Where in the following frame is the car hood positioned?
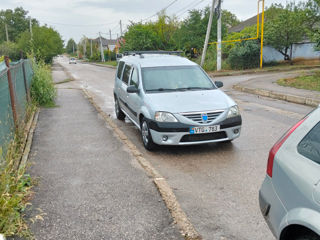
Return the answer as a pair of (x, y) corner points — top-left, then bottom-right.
(145, 89), (235, 113)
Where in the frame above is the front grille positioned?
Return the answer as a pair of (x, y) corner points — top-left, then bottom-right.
(181, 110), (224, 124)
(180, 131), (227, 142)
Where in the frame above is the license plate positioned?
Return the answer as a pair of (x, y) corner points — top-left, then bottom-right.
(190, 125), (220, 134)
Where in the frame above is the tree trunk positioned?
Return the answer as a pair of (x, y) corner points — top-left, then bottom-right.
(289, 43), (293, 65)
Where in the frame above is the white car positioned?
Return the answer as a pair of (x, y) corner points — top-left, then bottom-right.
(69, 58), (76, 64)
(113, 51), (242, 150)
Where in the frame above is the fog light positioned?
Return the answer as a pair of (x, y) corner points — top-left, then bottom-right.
(162, 135), (168, 141)
(233, 129), (239, 134)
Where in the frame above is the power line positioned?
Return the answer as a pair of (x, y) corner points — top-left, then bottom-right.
(40, 20), (119, 27)
(142, 0), (179, 22)
(176, 0), (208, 18)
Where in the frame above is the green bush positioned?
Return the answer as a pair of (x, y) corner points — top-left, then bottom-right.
(30, 60), (56, 106)
(0, 42), (20, 61)
(227, 40), (260, 70)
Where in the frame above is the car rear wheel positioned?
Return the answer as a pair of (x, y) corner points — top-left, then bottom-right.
(141, 118), (156, 151)
(114, 97), (125, 120)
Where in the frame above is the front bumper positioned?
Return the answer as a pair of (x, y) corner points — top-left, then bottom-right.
(148, 116), (242, 145)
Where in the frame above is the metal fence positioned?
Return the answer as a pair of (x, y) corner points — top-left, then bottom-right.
(0, 58), (33, 155)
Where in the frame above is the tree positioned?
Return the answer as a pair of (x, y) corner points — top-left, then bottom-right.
(264, 3), (306, 61)
(222, 10), (240, 28)
(66, 38), (77, 54)
(17, 26), (64, 63)
(121, 23), (162, 51)
(0, 41), (20, 60)
(228, 40), (260, 69)
(0, 7), (38, 43)
(172, 7), (228, 51)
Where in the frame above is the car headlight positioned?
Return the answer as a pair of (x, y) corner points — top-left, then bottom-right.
(154, 112), (178, 122)
(227, 105), (240, 118)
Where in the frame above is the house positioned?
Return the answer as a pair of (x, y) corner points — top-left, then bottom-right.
(228, 14), (320, 62)
(93, 37), (117, 52)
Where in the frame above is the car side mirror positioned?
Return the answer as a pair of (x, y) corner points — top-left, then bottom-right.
(215, 81), (223, 88)
(127, 85), (139, 93)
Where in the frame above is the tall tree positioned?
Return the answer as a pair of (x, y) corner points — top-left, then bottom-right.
(264, 3), (306, 60)
(0, 7), (38, 43)
(66, 38), (77, 54)
(17, 25), (64, 63)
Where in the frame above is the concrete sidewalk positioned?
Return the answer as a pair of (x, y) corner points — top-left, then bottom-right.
(27, 88), (182, 240)
(233, 71), (320, 107)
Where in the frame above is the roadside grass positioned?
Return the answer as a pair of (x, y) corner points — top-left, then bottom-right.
(98, 61), (117, 67)
(0, 117), (34, 239)
(277, 70), (320, 92)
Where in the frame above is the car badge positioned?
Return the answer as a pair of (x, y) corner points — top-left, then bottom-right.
(201, 113), (208, 122)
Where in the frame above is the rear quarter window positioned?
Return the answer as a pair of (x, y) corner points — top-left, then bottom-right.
(122, 65), (132, 85)
(117, 61), (125, 79)
(297, 122), (320, 164)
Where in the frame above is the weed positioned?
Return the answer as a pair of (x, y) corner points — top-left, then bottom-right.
(30, 59), (56, 107)
(0, 132), (34, 239)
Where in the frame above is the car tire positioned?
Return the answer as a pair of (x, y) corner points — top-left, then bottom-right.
(114, 97), (125, 120)
(294, 233), (320, 240)
(141, 118), (156, 151)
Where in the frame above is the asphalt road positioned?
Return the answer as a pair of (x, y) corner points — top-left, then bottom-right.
(56, 56), (313, 240)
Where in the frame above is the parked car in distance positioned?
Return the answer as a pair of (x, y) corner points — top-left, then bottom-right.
(116, 53), (123, 62)
(113, 51), (242, 150)
(259, 106), (320, 240)
(69, 57), (76, 64)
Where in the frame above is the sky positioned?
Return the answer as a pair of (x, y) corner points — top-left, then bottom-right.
(1, 0), (307, 44)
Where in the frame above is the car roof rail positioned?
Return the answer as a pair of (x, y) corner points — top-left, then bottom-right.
(123, 51), (183, 58)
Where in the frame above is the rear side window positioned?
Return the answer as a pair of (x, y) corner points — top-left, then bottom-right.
(297, 122), (320, 164)
(122, 65), (131, 85)
(117, 61), (125, 79)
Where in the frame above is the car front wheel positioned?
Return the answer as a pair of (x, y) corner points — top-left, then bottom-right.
(141, 118), (156, 151)
(114, 97), (125, 120)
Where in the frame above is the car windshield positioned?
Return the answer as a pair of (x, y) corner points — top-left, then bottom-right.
(141, 66), (216, 93)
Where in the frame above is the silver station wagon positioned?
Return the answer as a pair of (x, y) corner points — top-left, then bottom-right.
(113, 51), (242, 150)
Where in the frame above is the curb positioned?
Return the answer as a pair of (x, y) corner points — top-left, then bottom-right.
(233, 84), (320, 107)
(19, 109), (40, 169)
(82, 89), (202, 240)
(81, 61), (117, 69)
(209, 65), (320, 77)
(56, 63), (76, 81)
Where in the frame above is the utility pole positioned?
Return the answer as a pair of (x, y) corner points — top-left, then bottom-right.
(90, 39), (93, 58)
(5, 23), (9, 42)
(217, 0), (222, 71)
(99, 32), (105, 62)
(120, 20), (123, 37)
(109, 29), (112, 40)
(83, 37), (86, 58)
(201, 0), (216, 67)
(260, 0), (265, 69)
(72, 43), (75, 54)
(29, 17), (33, 40)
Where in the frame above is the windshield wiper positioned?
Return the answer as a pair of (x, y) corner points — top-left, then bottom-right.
(176, 87), (213, 91)
(146, 88), (176, 92)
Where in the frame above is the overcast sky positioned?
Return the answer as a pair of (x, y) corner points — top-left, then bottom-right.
(2, 0), (307, 44)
